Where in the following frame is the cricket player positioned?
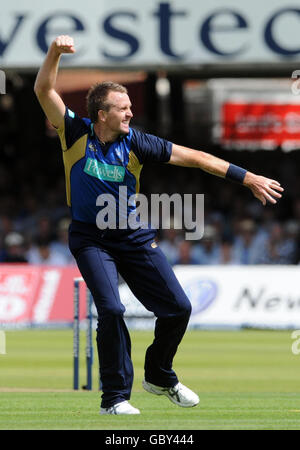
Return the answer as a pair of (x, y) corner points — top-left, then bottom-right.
(34, 36), (283, 415)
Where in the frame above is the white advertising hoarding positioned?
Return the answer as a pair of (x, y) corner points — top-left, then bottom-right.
(1, 0), (300, 68)
(120, 266), (300, 329)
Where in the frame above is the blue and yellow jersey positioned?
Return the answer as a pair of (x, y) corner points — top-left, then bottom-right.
(56, 108), (172, 224)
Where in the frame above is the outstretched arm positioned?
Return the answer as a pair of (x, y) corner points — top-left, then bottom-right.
(168, 144), (283, 206)
(34, 35), (75, 128)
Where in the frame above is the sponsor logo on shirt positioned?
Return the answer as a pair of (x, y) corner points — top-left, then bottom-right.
(67, 109), (75, 118)
(84, 157), (125, 182)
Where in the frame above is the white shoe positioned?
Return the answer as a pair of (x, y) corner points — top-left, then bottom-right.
(142, 380), (199, 408)
(100, 400), (140, 415)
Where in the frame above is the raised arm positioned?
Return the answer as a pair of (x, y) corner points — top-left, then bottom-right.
(168, 144), (284, 206)
(34, 35), (75, 129)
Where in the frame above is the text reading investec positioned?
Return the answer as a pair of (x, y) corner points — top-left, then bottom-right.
(1, 3), (300, 63)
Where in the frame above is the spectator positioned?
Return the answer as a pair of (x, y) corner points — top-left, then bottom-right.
(50, 218), (75, 264)
(34, 216), (56, 242)
(258, 222), (297, 264)
(284, 220), (299, 264)
(0, 216), (13, 236)
(232, 219), (264, 265)
(158, 225), (183, 265)
(218, 237), (238, 265)
(174, 240), (198, 265)
(26, 237), (69, 266)
(1, 232), (28, 263)
(192, 225), (221, 264)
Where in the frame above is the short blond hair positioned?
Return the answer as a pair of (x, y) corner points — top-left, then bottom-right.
(86, 81), (128, 123)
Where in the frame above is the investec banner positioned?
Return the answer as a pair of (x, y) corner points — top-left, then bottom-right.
(120, 266), (300, 329)
(1, 0), (300, 68)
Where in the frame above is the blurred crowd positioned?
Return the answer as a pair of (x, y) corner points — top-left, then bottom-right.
(1, 156), (299, 266)
(0, 216), (75, 265)
(1, 211), (299, 266)
(157, 217), (300, 266)
(0, 76), (300, 266)
(146, 142), (300, 266)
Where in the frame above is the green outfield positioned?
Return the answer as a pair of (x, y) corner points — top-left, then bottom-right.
(0, 328), (299, 430)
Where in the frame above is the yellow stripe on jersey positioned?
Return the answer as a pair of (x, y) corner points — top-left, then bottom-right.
(62, 134), (88, 206)
(56, 124), (67, 151)
(127, 150), (143, 193)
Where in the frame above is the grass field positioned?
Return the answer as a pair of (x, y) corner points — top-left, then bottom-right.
(0, 328), (300, 430)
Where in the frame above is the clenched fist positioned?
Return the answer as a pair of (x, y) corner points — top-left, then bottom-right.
(53, 35), (75, 54)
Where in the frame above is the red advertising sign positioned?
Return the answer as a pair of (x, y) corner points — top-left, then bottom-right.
(0, 265), (86, 326)
(221, 102), (300, 150)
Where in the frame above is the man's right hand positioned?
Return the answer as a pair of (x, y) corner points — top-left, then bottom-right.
(52, 35), (76, 54)
(34, 35), (76, 129)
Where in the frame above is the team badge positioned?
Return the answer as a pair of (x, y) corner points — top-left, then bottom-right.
(88, 142), (97, 152)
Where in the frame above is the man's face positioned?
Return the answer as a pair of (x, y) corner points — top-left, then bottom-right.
(101, 91), (133, 135)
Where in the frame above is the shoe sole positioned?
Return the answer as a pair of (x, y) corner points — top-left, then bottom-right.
(100, 409), (140, 415)
(142, 380), (199, 408)
(100, 411), (140, 415)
